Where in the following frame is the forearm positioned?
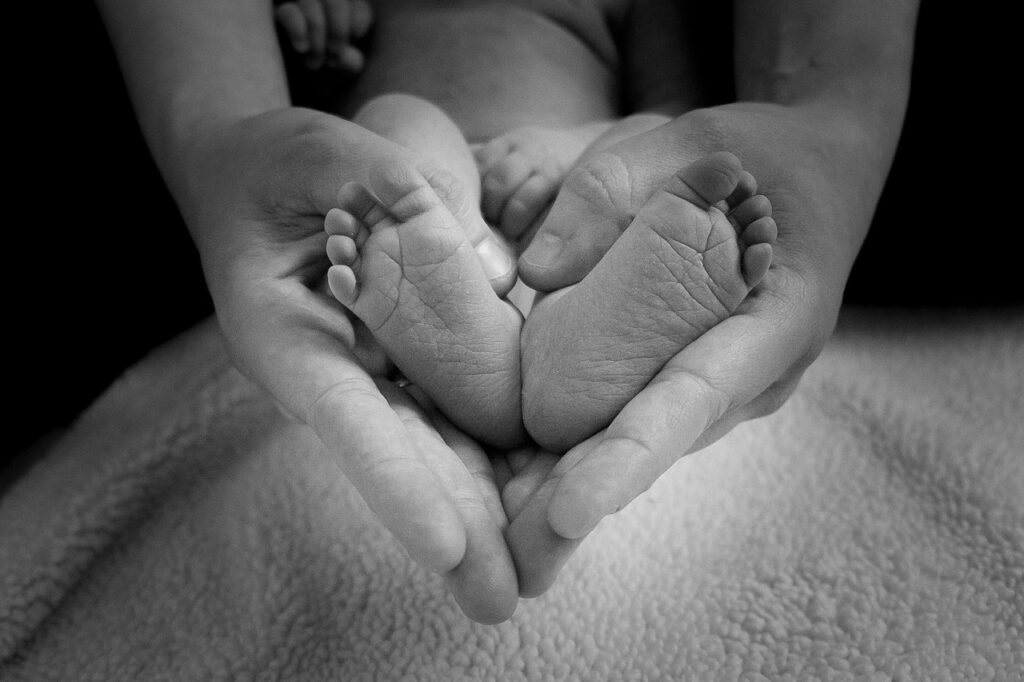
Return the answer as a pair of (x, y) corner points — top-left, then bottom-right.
(661, 0), (921, 276)
(95, 0), (289, 211)
(733, 0), (919, 168)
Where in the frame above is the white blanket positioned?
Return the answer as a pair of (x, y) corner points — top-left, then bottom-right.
(2, 307), (1022, 680)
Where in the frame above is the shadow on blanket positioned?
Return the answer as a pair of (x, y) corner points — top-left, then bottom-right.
(2, 307), (1022, 679)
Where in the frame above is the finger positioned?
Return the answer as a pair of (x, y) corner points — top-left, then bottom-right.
(547, 280), (823, 539)
(478, 228), (518, 298)
(428, 407), (508, 530)
(514, 202), (553, 253)
(387, 388), (519, 623)
(518, 120), (712, 292)
(503, 435), (602, 597)
(297, 0), (327, 67)
(506, 474), (583, 598)
(348, 0), (373, 39)
(688, 369), (804, 453)
(320, 0), (351, 61)
(337, 45), (365, 72)
(518, 153), (633, 291)
(229, 289), (467, 574)
(500, 449), (559, 521)
(726, 170), (758, 208)
(275, 4), (310, 53)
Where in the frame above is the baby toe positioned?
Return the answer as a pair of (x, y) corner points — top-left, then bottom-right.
(673, 151), (745, 208)
(326, 234), (359, 266)
(726, 170), (758, 208)
(336, 182), (382, 222)
(741, 216), (778, 246)
(325, 207), (363, 239)
(275, 3), (310, 53)
(327, 264), (360, 305)
(730, 194), (773, 229)
(742, 243), (773, 287)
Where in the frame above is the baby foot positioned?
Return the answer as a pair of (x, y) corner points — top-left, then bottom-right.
(275, 0), (372, 71)
(521, 152), (776, 452)
(475, 124), (609, 241)
(326, 161), (526, 448)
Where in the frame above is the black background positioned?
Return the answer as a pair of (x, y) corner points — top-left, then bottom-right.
(5, 2), (1018, 465)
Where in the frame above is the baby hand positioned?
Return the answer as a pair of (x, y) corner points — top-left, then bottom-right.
(275, 0), (372, 72)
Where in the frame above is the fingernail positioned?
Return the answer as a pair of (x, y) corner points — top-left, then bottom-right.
(548, 495), (600, 540)
(522, 233), (564, 269)
(476, 237), (514, 282)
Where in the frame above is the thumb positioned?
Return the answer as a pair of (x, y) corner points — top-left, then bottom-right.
(518, 153), (634, 291)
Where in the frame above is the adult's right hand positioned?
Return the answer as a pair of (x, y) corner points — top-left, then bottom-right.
(180, 107), (520, 622)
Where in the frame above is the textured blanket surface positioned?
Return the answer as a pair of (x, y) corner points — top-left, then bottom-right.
(2, 308), (1022, 680)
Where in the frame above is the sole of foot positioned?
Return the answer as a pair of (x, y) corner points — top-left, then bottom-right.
(522, 151), (776, 452)
(326, 160), (526, 448)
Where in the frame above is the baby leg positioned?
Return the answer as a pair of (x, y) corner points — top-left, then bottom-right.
(326, 95), (525, 447)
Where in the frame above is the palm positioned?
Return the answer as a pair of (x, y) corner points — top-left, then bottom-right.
(193, 108), (535, 622)
(506, 103), (871, 594)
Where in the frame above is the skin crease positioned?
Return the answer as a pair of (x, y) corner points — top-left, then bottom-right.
(508, 0), (919, 594)
(95, 0), (918, 621)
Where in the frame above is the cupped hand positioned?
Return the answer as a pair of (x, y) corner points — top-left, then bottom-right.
(181, 107), (524, 622)
(508, 103), (882, 595)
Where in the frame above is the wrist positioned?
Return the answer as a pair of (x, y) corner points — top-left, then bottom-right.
(675, 103), (882, 286)
(164, 109), (280, 222)
(171, 107), (350, 229)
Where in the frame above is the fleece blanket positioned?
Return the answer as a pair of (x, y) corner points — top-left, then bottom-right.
(1, 307), (1022, 680)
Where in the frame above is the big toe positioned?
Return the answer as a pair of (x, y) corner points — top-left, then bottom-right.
(665, 151), (745, 211)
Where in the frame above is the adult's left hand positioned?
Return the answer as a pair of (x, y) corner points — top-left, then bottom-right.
(505, 102), (892, 595)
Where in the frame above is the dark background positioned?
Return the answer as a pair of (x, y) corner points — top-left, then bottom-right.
(6, 2), (1018, 467)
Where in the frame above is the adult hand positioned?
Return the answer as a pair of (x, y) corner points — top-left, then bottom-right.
(183, 107), (521, 622)
(508, 103), (886, 595)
